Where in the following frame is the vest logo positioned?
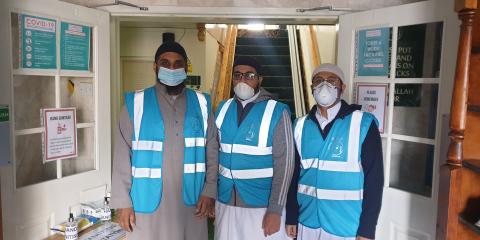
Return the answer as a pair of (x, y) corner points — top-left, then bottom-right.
(245, 123), (256, 142)
(329, 137), (344, 159)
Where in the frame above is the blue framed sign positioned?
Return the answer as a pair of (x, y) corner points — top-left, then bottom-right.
(356, 27), (391, 77)
(20, 14), (57, 69)
(61, 22), (91, 71)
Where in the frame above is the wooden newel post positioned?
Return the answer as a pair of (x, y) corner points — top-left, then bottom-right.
(448, 10), (476, 166)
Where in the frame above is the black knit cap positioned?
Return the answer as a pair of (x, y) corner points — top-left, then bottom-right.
(154, 41), (188, 62)
(233, 56), (262, 75)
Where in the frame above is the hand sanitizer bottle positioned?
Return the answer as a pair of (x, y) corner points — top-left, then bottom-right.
(65, 213), (78, 240)
(101, 197), (111, 222)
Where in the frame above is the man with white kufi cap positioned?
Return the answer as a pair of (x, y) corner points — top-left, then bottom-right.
(285, 63), (384, 240)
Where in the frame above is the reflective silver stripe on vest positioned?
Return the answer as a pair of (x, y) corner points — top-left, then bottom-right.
(258, 100), (277, 147)
(220, 143), (272, 155)
(215, 98), (234, 130)
(184, 163), (206, 174)
(131, 167), (162, 178)
(219, 164), (273, 179)
(195, 91), (209, 137)
(184, 138), (206, 147)
(131, 140), (164, 151)
(216, 99), (277, 155)
(133, 90), (145, 150)
(293, 116), (307, 157)
(294, 111), (364, 173)
(297, 184), (363, 201)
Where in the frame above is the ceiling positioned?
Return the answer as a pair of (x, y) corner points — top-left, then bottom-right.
(62, 0), (424, 11)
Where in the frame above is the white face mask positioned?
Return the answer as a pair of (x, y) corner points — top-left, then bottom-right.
(234, 82), (255, 100)
(313, 82), (339, 107)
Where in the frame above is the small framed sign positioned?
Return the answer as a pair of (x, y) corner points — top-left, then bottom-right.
(355, 84), (388, 133)
(43, 108), (77, 162)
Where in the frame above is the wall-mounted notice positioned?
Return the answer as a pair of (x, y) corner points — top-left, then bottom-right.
(43, 108), (77, 162)
(61, 22), (91, 71)
(20, 14), (57, 69)
(356, 27), (390, 77)
(0, 106), (11, 166)
(356, 84), (388, 133)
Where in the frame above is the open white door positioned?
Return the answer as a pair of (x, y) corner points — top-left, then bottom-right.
(338, 1), (458, 239)
(1, 0), (111, 239)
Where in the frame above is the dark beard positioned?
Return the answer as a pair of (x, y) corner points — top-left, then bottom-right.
(165, 82), (186, 95)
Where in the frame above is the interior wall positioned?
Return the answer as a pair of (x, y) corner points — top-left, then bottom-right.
(205, 32), (220, 94)
(298, 25), (338, 110)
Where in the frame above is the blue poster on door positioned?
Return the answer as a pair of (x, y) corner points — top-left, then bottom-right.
(20, 14), (57, 69)
(356, 27), (390, 77)
(61, 22), (91, 71)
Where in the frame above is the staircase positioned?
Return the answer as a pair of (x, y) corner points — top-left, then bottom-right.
(234, 27), (296, 115)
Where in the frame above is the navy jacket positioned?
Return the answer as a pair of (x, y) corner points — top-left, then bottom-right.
(285, 100), (384, 239)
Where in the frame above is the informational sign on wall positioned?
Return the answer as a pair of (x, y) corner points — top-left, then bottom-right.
(20, 14), (57, 69)
(356, 27), (391, 77)
(61, 22), (91, 71)
(356, 84), (388, 133)
(0, 106), (11, 166)
(43, 108), (77, 162)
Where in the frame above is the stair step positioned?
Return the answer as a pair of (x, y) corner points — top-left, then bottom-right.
(459, 214), (480, 236)
(262, 87), (295, 99)
(242, 56), (291, 66)
(464, 159), (480, 175)
(235, 46), (290, 56)
(236, 37), (289, 46)
(237, 30), (289, 38)
(261, 77), (293, 87)
(468, 104), (480, 112)
(261, 65), (292, 76)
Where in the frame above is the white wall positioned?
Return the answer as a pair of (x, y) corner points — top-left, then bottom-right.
(205, 32), (220, 94)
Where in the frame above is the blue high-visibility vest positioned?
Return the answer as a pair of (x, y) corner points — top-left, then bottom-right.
(125, 86), (211, 213)
(294, 110), (376, 238)
(215, 98), (289, 207)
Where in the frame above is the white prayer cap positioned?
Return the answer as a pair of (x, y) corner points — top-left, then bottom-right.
(312, 63), (345, 82)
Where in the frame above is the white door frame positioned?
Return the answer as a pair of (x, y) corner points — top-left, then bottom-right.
(337, 0), (458, 239)
(1, 0), (111, 239)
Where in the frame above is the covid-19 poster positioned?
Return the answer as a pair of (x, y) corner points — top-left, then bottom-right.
(20, 14), (57, 69)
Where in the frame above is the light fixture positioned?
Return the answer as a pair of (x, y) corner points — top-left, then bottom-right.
(238, 24), (280, 31)
(89, 0), (148, 11)
(205, 24), (228, 29)
(296, 6), (353, 13)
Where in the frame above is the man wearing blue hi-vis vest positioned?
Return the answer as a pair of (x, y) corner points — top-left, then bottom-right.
(110, 41), (218, 240)
(214, 56), (295, 240)
(285, 64), (384, 240)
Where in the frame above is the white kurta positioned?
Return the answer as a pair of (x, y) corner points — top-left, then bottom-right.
(214, 202), (291, 240)
(297, 224), (356, 240)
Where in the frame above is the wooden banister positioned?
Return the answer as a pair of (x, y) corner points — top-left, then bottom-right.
(448, 9), (476, 166)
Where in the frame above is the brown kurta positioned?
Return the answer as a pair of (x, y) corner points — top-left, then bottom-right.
(110, 83), (218, 240)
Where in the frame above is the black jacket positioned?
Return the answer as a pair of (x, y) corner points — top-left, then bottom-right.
(285, 100), (384, 239)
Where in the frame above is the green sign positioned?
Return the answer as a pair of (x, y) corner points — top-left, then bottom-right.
(20, 14), (57, 69)
(0, 107), (9, 122)
(396, 24), (426, 78)
(61, 22), (91, 71)
(394, 84), (422, 107)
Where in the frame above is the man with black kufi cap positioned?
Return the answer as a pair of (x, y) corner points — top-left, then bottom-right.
(111, 41), (218, 240)
(214, 56), (294, 240)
